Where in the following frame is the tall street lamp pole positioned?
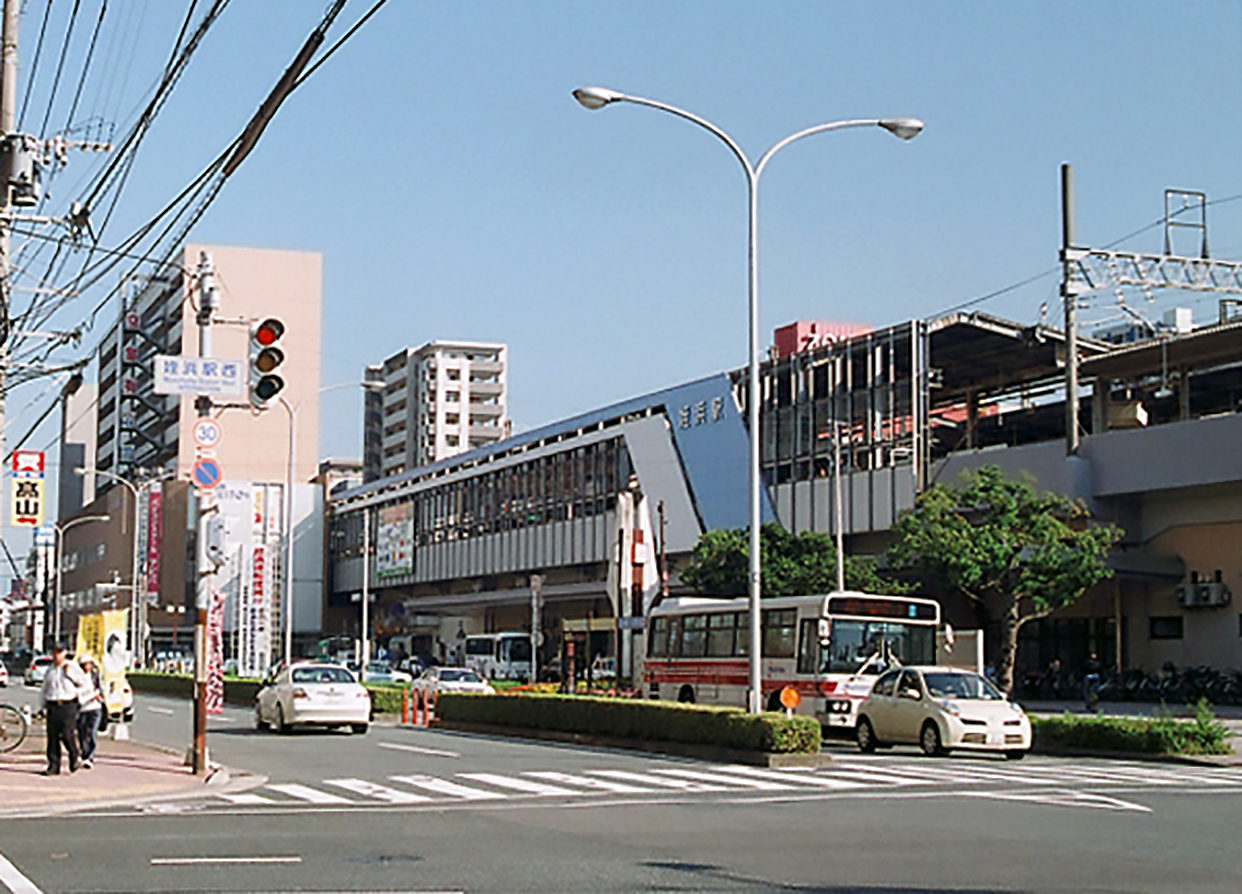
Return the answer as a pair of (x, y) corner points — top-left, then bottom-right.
(76, 467), (144, 667)
(573, 86), (922, 712)
(277, 380), (382, 666)
(52, 514), (111, 648)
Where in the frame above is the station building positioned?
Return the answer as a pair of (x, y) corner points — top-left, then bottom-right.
(326, 309), (1242, 679)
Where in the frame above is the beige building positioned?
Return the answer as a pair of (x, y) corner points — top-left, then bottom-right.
(57, 243), (324, 659)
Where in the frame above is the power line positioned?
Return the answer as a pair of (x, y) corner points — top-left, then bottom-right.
(37, 0), (83, 139)
(17, 0), (54, 129)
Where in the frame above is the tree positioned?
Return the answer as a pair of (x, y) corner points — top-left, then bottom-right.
(886, 465), (1122, 694)
(680, 523), (911, 598)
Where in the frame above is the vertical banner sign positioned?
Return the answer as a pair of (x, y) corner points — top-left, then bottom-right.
(10, 450), (45, 526)
(377, 503), (414, 578)
(75, 609), (130, 715)
(146, 490), (163, 600)
(206, 589), (225, 714)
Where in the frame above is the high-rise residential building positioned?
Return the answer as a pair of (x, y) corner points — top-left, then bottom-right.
(363, 340), (507, 481)
(57, 380), (97, 518)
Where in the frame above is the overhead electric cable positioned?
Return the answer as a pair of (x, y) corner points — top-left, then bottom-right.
(37, 0), (83, 139)
(17, 0), (55, 129)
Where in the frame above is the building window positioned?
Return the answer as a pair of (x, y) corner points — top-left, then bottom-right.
(1149, 616), (1183, 640)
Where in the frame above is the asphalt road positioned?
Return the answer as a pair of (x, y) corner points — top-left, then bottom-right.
(3, 686), (1242, 892)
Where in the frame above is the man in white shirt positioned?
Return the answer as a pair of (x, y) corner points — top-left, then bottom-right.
(39, 643), (88, 775)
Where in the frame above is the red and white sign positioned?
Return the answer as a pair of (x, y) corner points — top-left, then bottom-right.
(206, 589), (226, 714)
(193, 418), (223, 450)
(146, 491), (163, 598)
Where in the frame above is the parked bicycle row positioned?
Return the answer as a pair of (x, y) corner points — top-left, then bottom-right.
(1020, 662), (1242, 705)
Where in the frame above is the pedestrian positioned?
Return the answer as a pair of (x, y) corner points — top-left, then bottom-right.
(38, 643), (88, 776)
(76, 655), (105, 769)
(1045, 657), (1063, 699)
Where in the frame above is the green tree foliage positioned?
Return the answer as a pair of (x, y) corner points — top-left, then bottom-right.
(680, 523), (912, 598)
(887, 466), (1122, 694)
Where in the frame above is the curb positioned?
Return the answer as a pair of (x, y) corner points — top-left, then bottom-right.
(1029, 744), (1242, 767)
(434, 720), (831, 767)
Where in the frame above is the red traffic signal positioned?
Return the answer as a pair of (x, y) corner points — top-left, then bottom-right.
(254, 318), (284, 347)
(249, 318), (286, 408)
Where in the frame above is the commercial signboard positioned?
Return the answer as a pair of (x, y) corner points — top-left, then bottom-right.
(206, 589), (226, 714)
(377, 502), (414, 578)
(10, 450), (44, 527)
(75, 609), (130, 715)
(145, 490), (162, 600)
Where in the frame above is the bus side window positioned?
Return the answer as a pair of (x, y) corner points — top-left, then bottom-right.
(797, 618), (819, 674)
(707, 613), (734, 657)
(668, 617), (682, 657)
(734, 612), (749, 657)
(648, 617), (668, 657)
(681, 615), (707, 658)
(763, 609), (797, 658)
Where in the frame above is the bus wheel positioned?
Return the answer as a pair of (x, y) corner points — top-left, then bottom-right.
(677, 685), (695, 704)
(766, 690), (783, 712)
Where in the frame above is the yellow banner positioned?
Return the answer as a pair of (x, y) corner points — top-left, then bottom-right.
(76, 610), (129, 715)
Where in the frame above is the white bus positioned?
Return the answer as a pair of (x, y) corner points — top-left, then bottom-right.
(463, 631), (533, 682)
(642, 591), (941, 728)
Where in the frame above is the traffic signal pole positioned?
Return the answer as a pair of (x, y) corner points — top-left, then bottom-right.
(190, 251), (216, 775)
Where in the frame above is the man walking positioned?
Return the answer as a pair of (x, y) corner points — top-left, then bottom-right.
(39, 644), (88, 775)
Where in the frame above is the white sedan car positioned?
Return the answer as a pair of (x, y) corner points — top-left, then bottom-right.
(855, 665), (1031, 760)
(412, 667), (496, 695)
(255, 663), (371, 734)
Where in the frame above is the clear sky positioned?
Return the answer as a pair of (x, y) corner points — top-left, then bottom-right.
(6, 0), (1242, 546)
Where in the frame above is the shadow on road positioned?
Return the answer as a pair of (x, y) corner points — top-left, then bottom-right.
(642, 861), (1012, 893)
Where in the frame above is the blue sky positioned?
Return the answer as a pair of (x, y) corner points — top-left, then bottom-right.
(8, 0), (1242, 513)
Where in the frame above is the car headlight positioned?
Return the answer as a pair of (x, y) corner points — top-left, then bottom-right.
(937, 700), (961, 717)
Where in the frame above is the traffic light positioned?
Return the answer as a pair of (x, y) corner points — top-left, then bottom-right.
(249, 318), (285, 408)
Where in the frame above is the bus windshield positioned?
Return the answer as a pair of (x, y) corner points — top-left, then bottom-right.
(822, 620), (935, 674)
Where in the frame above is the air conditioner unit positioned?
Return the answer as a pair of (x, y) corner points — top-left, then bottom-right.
(1175, 582), (1232, 608)
(1175, 584), (1193, 607)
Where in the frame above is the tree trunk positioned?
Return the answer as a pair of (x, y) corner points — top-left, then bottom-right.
(995, 596), (1022, 695)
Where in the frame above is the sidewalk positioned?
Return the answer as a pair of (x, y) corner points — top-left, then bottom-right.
(0, 726), (238, 817)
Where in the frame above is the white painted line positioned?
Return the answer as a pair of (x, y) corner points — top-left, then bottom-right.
(650, 768), (796, 791)
(457, 773), (579, 796)
(378, 741), (460, 758)
(218, 793), (278, 805)
(389, 774), (504, 800)
(147, 707), (175, 715)
(207, 715), (233, 723)
(587, 769), (733, 792)
(0, 851), (43, 894)
(824, 769), (923, 786)
(524, 771), (654, 794)
(718, 765), (865, 790)
(325, 778), (432, 803)
(267, 783), (354, 804)
(150, 856), (302, 866)
(969, 790), (1153, 813)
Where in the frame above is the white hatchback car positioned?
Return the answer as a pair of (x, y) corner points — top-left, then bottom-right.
(255, 663), (371, 734)
(855, 666), (1031, 760)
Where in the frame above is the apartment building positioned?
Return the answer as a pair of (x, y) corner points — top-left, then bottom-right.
(363, 340), (508, 482)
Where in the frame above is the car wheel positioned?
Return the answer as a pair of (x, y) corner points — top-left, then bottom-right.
(123, 710), (134, 723)
(254, 705), (269, 731)
(920, 720), (947, 757)
(856, 717), (878, 753)
(276, 705), (290, 735)
(1005, 749), (1027, 761)
(351, 723), (369, 735)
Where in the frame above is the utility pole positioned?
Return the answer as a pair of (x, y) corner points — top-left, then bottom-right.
(1061, 163), (1080, 455)
(360, 506), (370, 671)
(190, 252), (216, 775)
(0, 0), (18, 627)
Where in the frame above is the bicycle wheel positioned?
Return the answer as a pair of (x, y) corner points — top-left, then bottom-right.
(0, 703), (27, 753)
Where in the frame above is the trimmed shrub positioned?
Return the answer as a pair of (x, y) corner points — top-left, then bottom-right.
(129, 672), (263, 708)
(364, 684), (409, 715)
(437, 692), (821, 754)
(1032, 701), (1232, 756)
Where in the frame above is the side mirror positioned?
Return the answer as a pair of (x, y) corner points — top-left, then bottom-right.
(901, 687), (922, 701)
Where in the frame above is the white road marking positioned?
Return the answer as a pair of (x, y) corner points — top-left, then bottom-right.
(524, 771), (654, 793)
(969, 790), (1153, 812)
(267, 783), (354, 804)
(150, 856), (302, 865)
(389, 774), (503, 800)
(823, 769), (923, 786)
(146, 707), (175, 715)
(325, 778), (432, 803)
(718, 765), (866, 789)
(218, 793), (278, 805)
(456, 773), (579, 796)
(0, 851), (43, 894)
(378, 741), (460, 758)
(587, 769), (733, 792)
(649, 768), (796, 791)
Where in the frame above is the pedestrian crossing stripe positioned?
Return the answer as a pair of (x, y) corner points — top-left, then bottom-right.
(207, 761), (1242, 808)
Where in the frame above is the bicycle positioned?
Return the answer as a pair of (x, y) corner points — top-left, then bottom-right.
(0, 702), (28, 753)
(1083, 673), (1101, 714)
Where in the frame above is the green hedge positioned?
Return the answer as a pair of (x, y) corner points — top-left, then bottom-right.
(1032, 702), (1232, 756)
(129, 672), (263, 707)
(437, 692), (821, 754)
(364, 684), (409, 715)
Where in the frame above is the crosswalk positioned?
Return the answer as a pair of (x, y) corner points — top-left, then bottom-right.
(201, 757), (1242, 812)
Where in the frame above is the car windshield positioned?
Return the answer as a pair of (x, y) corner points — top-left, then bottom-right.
(292, 667), (356, 684)
(822, 621), (935, 674)
(924, 672), (1004, 700)
(439, 669), (482, 682)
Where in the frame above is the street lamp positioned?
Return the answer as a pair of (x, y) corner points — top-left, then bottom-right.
(574, 86), (922, 713)
(51, 514), (111, 648)
(76, 467), (146, 668)
(277, 379), (384, 665)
